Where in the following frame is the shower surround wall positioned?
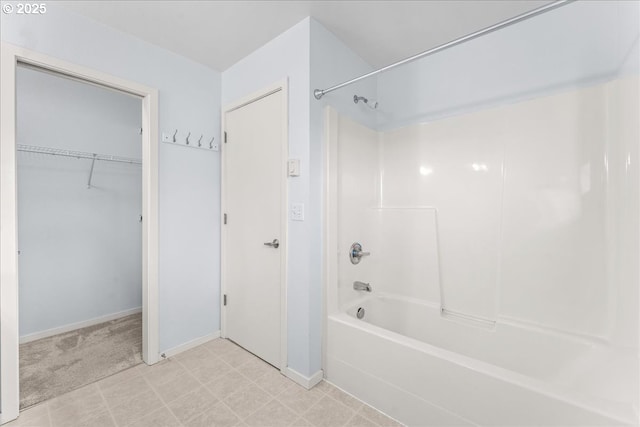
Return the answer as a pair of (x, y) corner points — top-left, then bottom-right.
(326, 74), (639, 425)
(379, 77), (635, 333)
(325, 2), (638, 424)
(382, 109), (503, 323)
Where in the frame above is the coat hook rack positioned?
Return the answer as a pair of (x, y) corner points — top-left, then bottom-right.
(161, 129), (218, 151)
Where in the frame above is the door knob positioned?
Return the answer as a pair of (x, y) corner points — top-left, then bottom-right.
(264, 239), (279, 249)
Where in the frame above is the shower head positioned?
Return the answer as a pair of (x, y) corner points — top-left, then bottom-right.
(353, 95), (378, 110)
(353, 95), (367, 104)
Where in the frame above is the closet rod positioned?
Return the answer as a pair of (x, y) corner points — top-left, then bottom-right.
(17, 144), (142, 165)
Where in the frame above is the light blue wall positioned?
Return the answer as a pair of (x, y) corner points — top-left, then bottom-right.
(221, 17), (378, 377)
(17, 67), (143, 337)
(309, 19), (377, 374)
(221, 18), (314, 376)
(1, 4), (222, 352)
(376, 0), (640, 130)
(222, 18), (376, 376)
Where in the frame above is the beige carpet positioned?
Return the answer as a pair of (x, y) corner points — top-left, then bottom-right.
(19, 313), (142, 409)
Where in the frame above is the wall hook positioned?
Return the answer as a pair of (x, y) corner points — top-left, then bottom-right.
(209, 136), (215, 149)
(172, 129), (178, 142)
(186, 132), (191, 145)
(198, 135), (203, 147)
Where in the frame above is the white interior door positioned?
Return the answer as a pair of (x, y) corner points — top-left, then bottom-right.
(223, 88), (285, 368)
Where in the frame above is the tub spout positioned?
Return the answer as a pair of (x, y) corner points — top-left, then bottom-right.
(353, 281), (371, 292)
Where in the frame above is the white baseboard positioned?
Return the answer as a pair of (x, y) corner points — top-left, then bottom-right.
(283, 367), (324, 389)
(0, 412), (15, 425)
(160, 331), (221, 359)
(19, 307), (142, 344)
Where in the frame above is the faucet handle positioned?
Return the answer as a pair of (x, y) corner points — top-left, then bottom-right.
(349, 242), (370, 264)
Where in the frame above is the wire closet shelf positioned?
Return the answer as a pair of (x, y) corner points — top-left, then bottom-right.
(17, 144), (142, 165)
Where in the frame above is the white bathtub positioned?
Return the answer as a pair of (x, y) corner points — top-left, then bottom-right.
(325, 295), (637, 426)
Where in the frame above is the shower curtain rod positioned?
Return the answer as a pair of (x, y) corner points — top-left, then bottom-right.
(313, 0), (574, 100)
(17, 144), (142, 165)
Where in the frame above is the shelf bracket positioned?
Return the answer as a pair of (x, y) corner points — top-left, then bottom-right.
(87, 153), (97, 189)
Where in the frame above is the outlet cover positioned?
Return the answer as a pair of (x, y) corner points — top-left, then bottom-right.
(291, 202), (304, 221)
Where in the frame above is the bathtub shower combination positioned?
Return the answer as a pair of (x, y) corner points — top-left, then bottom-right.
(321, 2), (639, 426)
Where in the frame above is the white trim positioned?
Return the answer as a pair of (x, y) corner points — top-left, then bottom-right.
(0, 42), (160, 425)
(279, 81), (289, 375)
(0, 43), (20, 426)
(283, 367), (324, 390)
(160, 331), (221, 359)
(322, 107), (339, 376)
(221, 79), (289, 373)
(219, 100), (226, 340)
(19, 308), (142, 344)
(140, 77), (160, 370)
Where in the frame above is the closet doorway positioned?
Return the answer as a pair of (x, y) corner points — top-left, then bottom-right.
(0, 44), (159, 424)
(16, 64), (144, 409)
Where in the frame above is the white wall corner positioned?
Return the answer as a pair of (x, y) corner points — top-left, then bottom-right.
(283, 367), (324, 389)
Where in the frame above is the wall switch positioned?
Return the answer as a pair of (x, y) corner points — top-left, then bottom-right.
(161, 132), (171, 143)
(291, 202), (304, 221)
(288, 159), (300, 177)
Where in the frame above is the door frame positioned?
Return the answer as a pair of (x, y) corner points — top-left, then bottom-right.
(220, 80), (289, 372)
(0, 43), (160, 424)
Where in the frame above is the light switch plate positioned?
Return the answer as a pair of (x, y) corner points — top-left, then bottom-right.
(288, 159), (300, 177)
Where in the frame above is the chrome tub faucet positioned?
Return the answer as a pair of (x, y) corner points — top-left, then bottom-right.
(353, 281), (371, 292)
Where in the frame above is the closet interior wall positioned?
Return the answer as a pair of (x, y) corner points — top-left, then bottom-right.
(17, 66), (143, 340)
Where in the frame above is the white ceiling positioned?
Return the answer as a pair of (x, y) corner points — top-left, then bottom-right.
(58, 1), (552, 72)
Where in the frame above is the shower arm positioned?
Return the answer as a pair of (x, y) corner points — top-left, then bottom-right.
(313, 0), (574, 100)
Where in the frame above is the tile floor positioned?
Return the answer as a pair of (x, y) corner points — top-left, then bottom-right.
(7, 338), (402, 427)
